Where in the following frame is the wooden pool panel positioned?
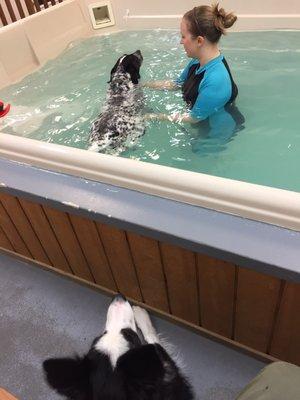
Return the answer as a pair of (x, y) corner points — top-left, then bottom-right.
(0, 191), (299, 365)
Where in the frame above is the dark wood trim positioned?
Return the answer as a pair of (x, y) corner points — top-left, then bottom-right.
(0, 4), (8, 25)
(0, 246), (280, 366)
(14, 0), (25, 18)
(0, 192), (299, 365)
(4, 0), (16, 22)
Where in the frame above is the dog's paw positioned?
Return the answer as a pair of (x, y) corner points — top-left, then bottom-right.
(133, 306), (152, 330)
(133, 306), (159, 344)
(88, 142), (100, 152)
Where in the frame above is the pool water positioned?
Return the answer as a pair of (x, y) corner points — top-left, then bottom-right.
(1, 30), (300, 193)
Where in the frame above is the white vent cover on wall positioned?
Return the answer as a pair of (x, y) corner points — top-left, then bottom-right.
(88, 1), (115, 29)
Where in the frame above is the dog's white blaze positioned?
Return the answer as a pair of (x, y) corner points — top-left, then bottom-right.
(105, 299), (136, 332)
(95, 333), (130, 368)
(95, 299), (137, 367)
(118, 55), (126, 64)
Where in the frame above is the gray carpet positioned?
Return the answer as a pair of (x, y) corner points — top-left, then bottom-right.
(0, 252), (266, 400)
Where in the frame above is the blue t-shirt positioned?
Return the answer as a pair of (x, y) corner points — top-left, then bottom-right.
(176, 54), (235, 121)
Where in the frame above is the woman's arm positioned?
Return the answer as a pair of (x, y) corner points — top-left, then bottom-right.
(145, 112), (200, 124)
(142, 81), (180, 90)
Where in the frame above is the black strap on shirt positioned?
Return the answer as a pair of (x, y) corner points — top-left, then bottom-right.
(182, 64), (204, 108)
(182, 57), (238, 109)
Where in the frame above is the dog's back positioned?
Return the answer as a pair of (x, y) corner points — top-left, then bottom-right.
(89, 51), (145, 154)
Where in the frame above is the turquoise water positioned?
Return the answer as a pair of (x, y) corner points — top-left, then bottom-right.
(1, 30), (300, 192)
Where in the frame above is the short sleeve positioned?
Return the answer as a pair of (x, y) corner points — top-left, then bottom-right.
(174, 59), (198, 85)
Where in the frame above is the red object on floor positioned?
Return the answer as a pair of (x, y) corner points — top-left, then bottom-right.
(0, 101), (11, 118)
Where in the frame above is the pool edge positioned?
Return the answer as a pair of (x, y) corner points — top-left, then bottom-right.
(1, 133), (300, 231)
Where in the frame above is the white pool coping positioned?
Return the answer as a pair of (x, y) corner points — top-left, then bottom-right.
(1, 133), (300, 231)
(1, 0), (300, 231)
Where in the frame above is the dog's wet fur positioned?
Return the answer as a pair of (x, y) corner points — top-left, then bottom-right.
(43, 294), (194, 400)
(89, 50), (145, 154)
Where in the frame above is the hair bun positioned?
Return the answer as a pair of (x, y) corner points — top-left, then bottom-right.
(212, 2), (237, 32)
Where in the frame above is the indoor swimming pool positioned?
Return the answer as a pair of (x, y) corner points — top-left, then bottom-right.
(1, 30), (299, 192)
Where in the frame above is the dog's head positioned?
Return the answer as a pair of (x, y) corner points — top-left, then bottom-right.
(109, 50), (143, 84)
(43, 294), (141, 400)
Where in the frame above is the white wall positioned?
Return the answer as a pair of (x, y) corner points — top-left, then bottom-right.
(106, 0), (300, 30)
(1, 0), (300, 27)
(0, 0), (300, 89)
(110, 0), (300, 16)
(0, 0), (92, 88)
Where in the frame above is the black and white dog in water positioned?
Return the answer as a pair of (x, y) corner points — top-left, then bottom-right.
(43, 294), (194, 400)
(89, 50), (145, 154)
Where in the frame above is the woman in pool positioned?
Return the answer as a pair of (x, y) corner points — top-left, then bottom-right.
(145, 3), (244, 129)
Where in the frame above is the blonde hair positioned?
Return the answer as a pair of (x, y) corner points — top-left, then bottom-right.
(183, 3), (237, 43)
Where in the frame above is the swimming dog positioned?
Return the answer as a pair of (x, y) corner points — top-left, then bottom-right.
(43, 294), (194, 399)
(89, 50), (145, 154)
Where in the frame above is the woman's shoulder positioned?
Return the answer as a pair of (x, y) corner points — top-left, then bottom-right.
(203, 56), (232, 83)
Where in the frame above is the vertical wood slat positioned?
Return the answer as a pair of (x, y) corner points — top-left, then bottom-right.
(0, 194), (50, 265)
(41, 0), (49, 8)
(18, 198), (72, 274)
(234, 268), (282, 353)
(23, 0), (35, 15)
(127, 232), (169, 312)
(197, 254), (236, 338)
(69, 214), (117, 291)
(0, 4), (8, 25)
(42, 205), (94, 282)
(270, 282), (300, 365)
(160, 243), (199, 324)
(0, 226), (14, 251)
(13, 0), (25, 18)
(4, 0), (17, 22)
(0, 200), (31, 258)
(1, 191), (299, 365)
(96, 223), (142, 301)
(32, 0), (41, 12)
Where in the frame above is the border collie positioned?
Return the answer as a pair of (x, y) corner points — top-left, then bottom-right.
(43, 294), (194, 399)
(88, 50), (145, 154)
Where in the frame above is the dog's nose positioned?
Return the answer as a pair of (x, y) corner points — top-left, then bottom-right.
(112, 293), (127, 303)
(134, 50), (143, 60)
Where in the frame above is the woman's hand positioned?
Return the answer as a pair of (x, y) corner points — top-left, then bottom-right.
(144, 113), (170, 121)
(142, 81), (180, 90)
(144, 112), (199, 124)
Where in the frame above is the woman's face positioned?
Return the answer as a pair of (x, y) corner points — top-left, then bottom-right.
(180, 18), (201, 58)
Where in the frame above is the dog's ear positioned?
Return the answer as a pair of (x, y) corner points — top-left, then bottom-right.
(43, 356), (90, 399)
(122, 56), (141, 84)
(126, 67), (140, 84)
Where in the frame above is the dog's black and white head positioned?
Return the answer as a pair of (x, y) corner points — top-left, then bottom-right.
(109, 50), (143, 85)
(43, 294), (194, 400)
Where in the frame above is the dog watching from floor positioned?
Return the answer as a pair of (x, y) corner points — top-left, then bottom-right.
(43, 294), (194, 400)
(88, 50), (145, 154)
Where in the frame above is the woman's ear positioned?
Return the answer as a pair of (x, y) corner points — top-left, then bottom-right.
(197, 35), (205, 47)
